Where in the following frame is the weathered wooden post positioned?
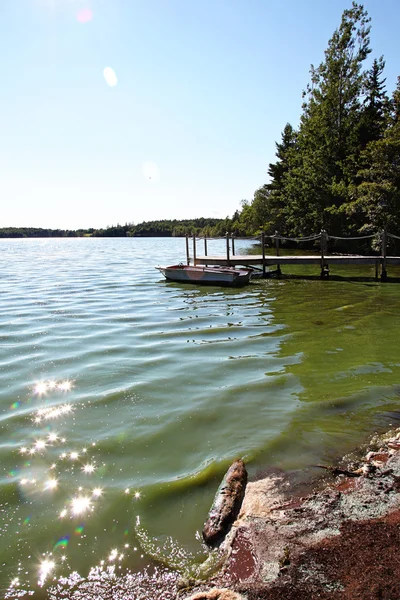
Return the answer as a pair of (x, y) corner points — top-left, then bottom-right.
(185, 235), (190, 265)
(226, 232), (230, 263)
(231, 233), (235, 256)
(320, 229), (329, 278)
(204, 237), (208, 256)
(381, 227), (388, 281)
(275, 230), (282, 276)
(261, 230), (266, 277)
(193, 233), (197, 266)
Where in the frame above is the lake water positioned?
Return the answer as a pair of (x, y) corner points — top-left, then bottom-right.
(1, 237), (400, 598)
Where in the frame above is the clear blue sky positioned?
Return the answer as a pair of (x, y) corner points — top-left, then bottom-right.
(1, 0), (399, 229)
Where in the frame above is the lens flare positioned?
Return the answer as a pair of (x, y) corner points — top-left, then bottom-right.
(103, 67), (118, 87)
(142, 161), (160, 181)
(77, 8), (93, 23)
(54, 536), (69, 550)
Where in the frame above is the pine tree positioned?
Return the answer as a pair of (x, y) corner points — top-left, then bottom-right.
(390, 76), (400, 124)
(354, 120), (400, 231)
(295, 2), (371, 234)
(359, 56), (389, 147)
(266, 123), (298, 233)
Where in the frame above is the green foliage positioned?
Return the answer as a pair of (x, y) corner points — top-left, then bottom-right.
(232, 2), (400, 245)
(353, 122), (400, 230)
(0, 227), (81, 238)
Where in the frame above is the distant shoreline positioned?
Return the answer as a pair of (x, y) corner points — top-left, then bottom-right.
(0, 218), (233, 239)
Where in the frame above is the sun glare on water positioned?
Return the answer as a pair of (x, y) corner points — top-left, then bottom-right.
(70, 496), (92, 516)
(38, 559), (55, 586)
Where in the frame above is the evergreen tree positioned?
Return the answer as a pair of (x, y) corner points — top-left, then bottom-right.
(296, 2), (371, 233)
(359, 56), (389, 147)
(266, 124), (298, 232)
(390, 76), (400, 124)
(354, 120), (400, 232)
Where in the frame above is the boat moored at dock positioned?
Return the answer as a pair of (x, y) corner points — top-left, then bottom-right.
(156, 264), (253, 287)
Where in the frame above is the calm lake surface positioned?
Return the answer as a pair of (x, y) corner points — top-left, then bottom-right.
(1, 237), (400, 597)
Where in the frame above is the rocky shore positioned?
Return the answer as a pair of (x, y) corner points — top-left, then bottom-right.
(181, 428), (400, 600)
(22, 429), (400, 600)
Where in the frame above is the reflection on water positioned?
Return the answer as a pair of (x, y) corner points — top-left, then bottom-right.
(1, 238), (400, 597)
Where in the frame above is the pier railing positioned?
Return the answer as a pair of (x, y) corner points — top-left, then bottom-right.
(186, 229), (400, 280)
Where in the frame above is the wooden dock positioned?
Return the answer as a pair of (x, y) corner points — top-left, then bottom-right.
(186, 231), (400, 280)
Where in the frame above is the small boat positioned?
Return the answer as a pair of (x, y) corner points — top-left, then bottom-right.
(156, 264), (252, 287)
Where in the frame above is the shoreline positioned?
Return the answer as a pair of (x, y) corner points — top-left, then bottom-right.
(180, 428), (400, 600)
(8, 429), (400, 600)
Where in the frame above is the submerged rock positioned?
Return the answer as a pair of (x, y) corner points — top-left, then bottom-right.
(202, 459), (248, 547)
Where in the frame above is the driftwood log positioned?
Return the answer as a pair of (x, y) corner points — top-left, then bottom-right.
(202, 459), (247, 547)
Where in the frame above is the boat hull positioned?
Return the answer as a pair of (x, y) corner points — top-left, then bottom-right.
(156, 265), (252, 287)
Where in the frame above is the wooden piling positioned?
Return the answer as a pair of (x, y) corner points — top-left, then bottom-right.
(261, 231), (266, 277)
(320, 230), (329, 278)
(193, 233), (197, 266)
(275, 231), (282, 276)
(185, 236), (190, 265)
(226, 232), (230, 263)
(231, 234), (235, 256)
(381, 228), (388, 281)
(204, 237), (208, 256)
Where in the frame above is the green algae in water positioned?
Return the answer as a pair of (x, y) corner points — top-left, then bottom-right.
(2, 239), (400, 597)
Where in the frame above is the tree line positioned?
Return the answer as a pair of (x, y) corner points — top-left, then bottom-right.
(0, 219), (230, 239)
(235, 2), (400, 246)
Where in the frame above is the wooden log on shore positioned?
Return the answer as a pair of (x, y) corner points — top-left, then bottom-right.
(202, 459), (248, 547)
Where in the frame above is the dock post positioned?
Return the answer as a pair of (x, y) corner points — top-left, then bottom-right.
(193, 233), (197, 266)
(261, 230), (266, 277)
(231, 234), (235, 256)
(186, 236), (190, 265)
(275, 231), (281, 276)
(381, 228), (388, 281)
(204, 237), (208, 256)
(320, 230), (329, 278)
(226, 232), (230, 264)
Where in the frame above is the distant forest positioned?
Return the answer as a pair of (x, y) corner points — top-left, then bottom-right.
(0, 218), (233, 239)
(2, 3), (399, 243)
